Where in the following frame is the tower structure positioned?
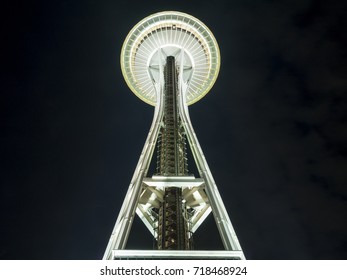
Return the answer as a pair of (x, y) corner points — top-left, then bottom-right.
(103, 11), (245, 260)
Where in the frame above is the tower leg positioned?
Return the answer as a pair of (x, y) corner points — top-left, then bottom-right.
(102, 60), (165, 260)
(177, 50), (245, 257)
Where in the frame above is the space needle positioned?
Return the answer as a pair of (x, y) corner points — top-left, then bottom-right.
(103, 11), (245, 260)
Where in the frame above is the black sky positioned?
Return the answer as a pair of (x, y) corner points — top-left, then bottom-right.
(1, 0), (346, 260)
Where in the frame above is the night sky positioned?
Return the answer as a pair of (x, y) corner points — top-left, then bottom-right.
(1, 0), (346, 260)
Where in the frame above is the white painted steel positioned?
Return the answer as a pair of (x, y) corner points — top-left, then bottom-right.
(102, 50), (166, 260)
(143, 176), (204, 188)
(111, 249), (244, 260)
(177, 51), (245, 259)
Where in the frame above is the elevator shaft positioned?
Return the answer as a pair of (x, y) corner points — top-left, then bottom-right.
(156, 56), (188, 176)
(157, 56), (191, 250)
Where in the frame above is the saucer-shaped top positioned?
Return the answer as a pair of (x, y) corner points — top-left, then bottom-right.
(120, 11), (220, 106)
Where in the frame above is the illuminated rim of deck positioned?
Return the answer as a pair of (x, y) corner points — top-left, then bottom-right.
(120, 11), (221, 106)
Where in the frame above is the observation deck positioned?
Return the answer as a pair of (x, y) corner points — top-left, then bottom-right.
(120, 11), (220, 105)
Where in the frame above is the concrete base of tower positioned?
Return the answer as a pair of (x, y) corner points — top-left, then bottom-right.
(109, 250), (245, 260)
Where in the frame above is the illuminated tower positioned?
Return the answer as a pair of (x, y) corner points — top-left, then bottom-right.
(103, 11), (245, 260)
